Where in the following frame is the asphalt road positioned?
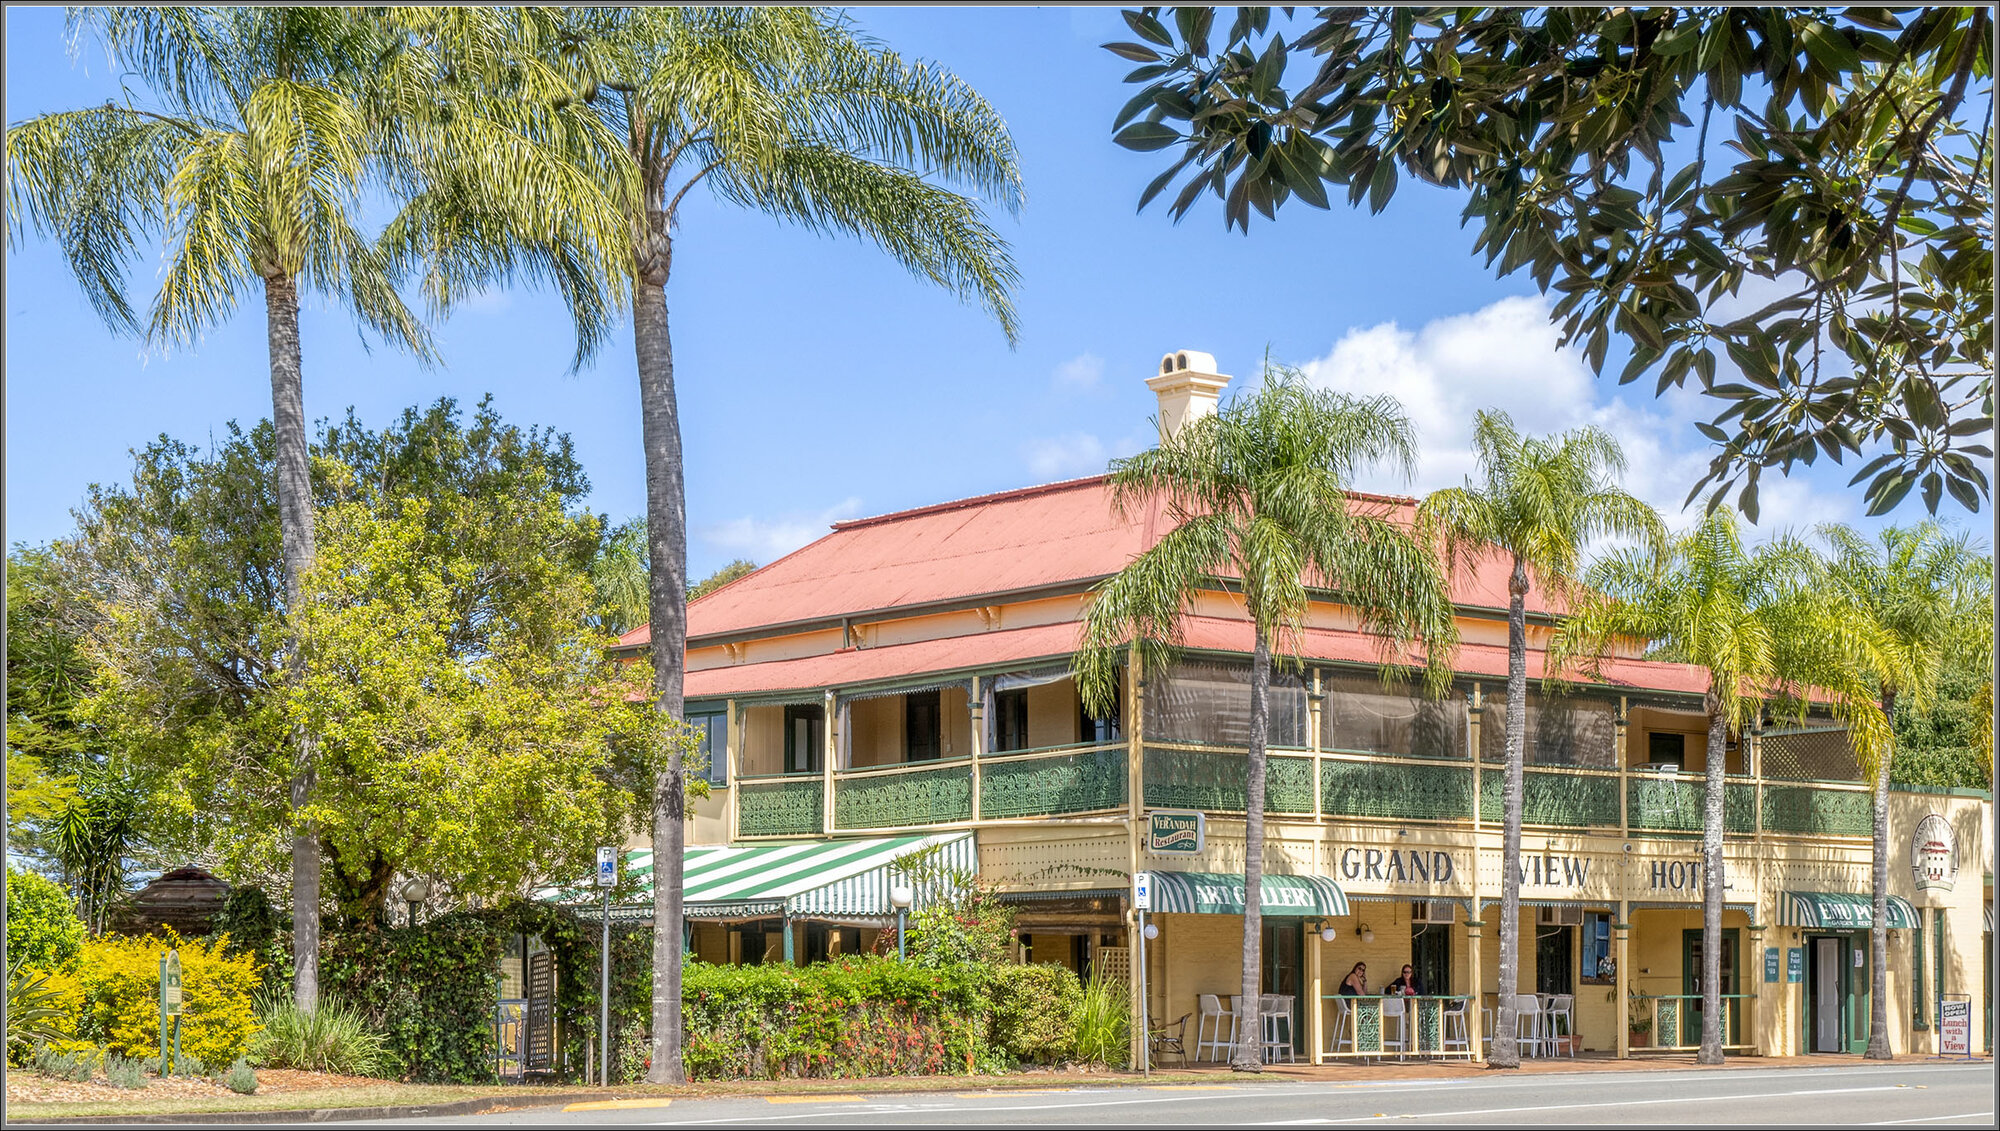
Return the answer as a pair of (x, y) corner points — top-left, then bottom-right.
(361, 1062), (1993, 1127)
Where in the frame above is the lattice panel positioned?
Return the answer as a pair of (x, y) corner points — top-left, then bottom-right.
(1760, 727), (1861, 783)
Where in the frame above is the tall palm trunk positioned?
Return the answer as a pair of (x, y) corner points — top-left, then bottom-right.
(1232, 624), (1270, 1072)
(266, 273), (320, 1012)
(1865, 688), (1895, 1059)
(1698, 691), (1726, 1064)
(634, 212), (689, 1086)
(1491, 555), (1529, 1068)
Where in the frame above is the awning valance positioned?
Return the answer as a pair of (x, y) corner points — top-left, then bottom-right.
(1150, 871), (1347, 917)
(535, 833), (975, 924)
(1779, 890), (1919, 930)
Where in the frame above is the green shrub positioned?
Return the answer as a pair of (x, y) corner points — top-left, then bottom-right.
(680, 956), (989, 1080)
(988, 963), (1082, 1065)
(249, 995), (387, 1077)
(220, 1057), (258, 1094)
(70, 930), (262, 1066)
(321, 915), (503, 1083)
(207, 887), (291, 1000)
(6, 868), (85, 973)
(1071, 968), (1129, 1067)
(175, 1053), (208, 1076)
(7, 962), (71, 1064)
(105, 1052), (148, 1089)
(614, 1017), (648, 1084)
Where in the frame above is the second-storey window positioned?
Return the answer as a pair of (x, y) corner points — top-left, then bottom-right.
(688, 710), (728, 786)
(993, 688), (1030, 752)
(905, 691), (942, 761)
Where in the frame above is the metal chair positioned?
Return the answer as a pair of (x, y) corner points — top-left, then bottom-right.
(1545, 994), (1575, 1057)
(1511, 994), (1545, 1058)
(1150, 1012), (1190, 1067)
(1442, 999), (1471, 1056)
(1380, 996), (1409, 1059)
(1330, 995), (1353, 1056)
(1195, 993), (1235, 1061)
(1259, 994), (1296, 1064)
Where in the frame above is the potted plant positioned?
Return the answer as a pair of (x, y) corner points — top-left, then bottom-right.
(1627, 998), (1653, 1049)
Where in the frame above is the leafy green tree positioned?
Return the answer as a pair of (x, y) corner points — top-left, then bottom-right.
(1814, 522), (1985, 1059)
(48, 763), (151, 935)
(461, 9), (1026, 1084)
(1891, 655), (1995, 790)
(1074, 369), (1457, 1071)
(593, 519), (654, 636)
(1106, 6), (1992, 519)
(58, 401), (640, 923)
(1557, 510), (1890, 1063)
(691, 559), (759, 602)
(4, 867), (86, 972)
(1415, 411), (1661, 1067)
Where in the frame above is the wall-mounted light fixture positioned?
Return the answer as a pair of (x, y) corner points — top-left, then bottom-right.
(1359, 923), (1376, 945)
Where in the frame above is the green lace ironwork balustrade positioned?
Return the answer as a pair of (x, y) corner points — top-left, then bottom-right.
(1354, 999), (1383, 1053)
(1655, 997), (1681, 1047)
(1478, 768), (1621, 827)
(1626, 777), (1758, 834)
(833, 764), (973, 830)
(1142, 748), (1316, 813)
(980, 747), (1127, 819)
(1320, 760), (1472, 822)
(737, 777), (824, 837)
(1760, 784), (1872, 836)
(1414, 999), (1443, 1053)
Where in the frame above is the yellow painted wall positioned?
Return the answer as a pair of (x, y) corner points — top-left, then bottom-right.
(1027, 680), (1079, 748)
(847, 696), (903, 767)
(942, 687), (972, 758)
(741, 705), (786, 776)
(689, 789), (729, 846)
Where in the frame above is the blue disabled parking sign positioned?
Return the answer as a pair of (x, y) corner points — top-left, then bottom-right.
(597, 846), (618, 888)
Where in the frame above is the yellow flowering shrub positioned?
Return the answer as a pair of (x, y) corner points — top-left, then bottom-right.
(74, 931), (261, 1065)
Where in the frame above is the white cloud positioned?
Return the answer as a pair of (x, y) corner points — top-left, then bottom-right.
(1294, 294), (1857, 535)
(1023, 431), (1108, 479)
(700, 496), (864, 562)
(1053, 352), (1105, 390)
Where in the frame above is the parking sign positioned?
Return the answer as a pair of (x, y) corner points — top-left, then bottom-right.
(1133, 871), (1152, 911)
(596, 846), (618, 888)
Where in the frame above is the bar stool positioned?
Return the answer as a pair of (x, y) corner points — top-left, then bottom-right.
(1511, 994), (1545, 1058)
(1545, 994), (1575, 1057)
(1442, 999), (1471, 1056)
(1380, 996), (1409, 1059)
(1195, 993), (1235, 1062)
(1259, 994), (1296, 1063)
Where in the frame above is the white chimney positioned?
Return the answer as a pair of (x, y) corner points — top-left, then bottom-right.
(1146, 349), (1231, 443)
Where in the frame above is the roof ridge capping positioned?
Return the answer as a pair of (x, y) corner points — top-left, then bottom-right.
(829, 474), (1113, 530)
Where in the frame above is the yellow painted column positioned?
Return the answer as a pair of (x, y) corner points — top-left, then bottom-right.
(1615, 909), (1631, 1058)
(725, 698), (742, 843)
(822, 689), (838, 837)
(1309, 923), (1325, 1064)
(969, 675), (984, 823)
(1467, 912), (1486, 1063)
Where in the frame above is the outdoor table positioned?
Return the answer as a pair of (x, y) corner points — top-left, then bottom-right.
(1321, 994), (1475, 1061)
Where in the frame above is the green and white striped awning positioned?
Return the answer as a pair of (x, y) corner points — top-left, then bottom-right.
(1779, 890), (1919, 930)
(535, 833), (975, 924)
(1149, 871), (1348, 917)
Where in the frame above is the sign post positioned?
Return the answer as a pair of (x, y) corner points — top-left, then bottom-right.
(596, 846), (617, 1087)
(158, 949), (183, 1077)
(1133, 872), (1152, 1076)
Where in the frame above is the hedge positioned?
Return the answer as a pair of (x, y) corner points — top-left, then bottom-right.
(61, 930), (262, 1066)
(5, 868), (85, 973)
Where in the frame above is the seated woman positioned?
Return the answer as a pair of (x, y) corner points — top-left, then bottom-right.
(1386, 964), (1425, 996)
(1337, 962), (1368, 995)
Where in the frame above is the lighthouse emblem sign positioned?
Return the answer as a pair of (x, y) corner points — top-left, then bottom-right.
(1909, 812), (1958, 893)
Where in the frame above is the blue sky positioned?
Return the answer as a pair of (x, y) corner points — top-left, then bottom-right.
(4, 7), (1934, 581)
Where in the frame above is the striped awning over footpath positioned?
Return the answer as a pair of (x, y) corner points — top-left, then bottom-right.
(535, 832), (975, 924)
(1778, 890), (1920, 930)
(1149, 871), (1348, 917)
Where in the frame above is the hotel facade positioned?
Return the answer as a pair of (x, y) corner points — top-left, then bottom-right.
(610, 352), (1992, 1065)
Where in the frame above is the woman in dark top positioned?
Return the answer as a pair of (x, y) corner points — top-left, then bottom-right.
(1387, 964), (1425, 996)
(1337, 962), (1368, 996)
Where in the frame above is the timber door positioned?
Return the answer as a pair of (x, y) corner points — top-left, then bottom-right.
(1261, 921), (1304, 1054)
(1681, 928), (1739, 1047)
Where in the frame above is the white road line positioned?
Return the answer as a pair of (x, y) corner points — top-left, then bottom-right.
(1294, 1084), (1905, 1124)
(1866, 1114), (1996, 1126)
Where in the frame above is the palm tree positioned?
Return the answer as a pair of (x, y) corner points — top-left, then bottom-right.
(1075, 370), (1458, 1073)
(1416, 411), (1662, 1068)
(1816, 523), (1981, 1059)
(9, 7), (627, 1010)
(520, 8), (1024, 1084)
(7, 7), (431, 1010)
(1557, 510), (1889, 1064)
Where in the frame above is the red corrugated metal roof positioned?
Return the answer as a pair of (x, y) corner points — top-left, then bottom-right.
(683, 615), (1709, 701)
(631, 476), (1565, 648)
